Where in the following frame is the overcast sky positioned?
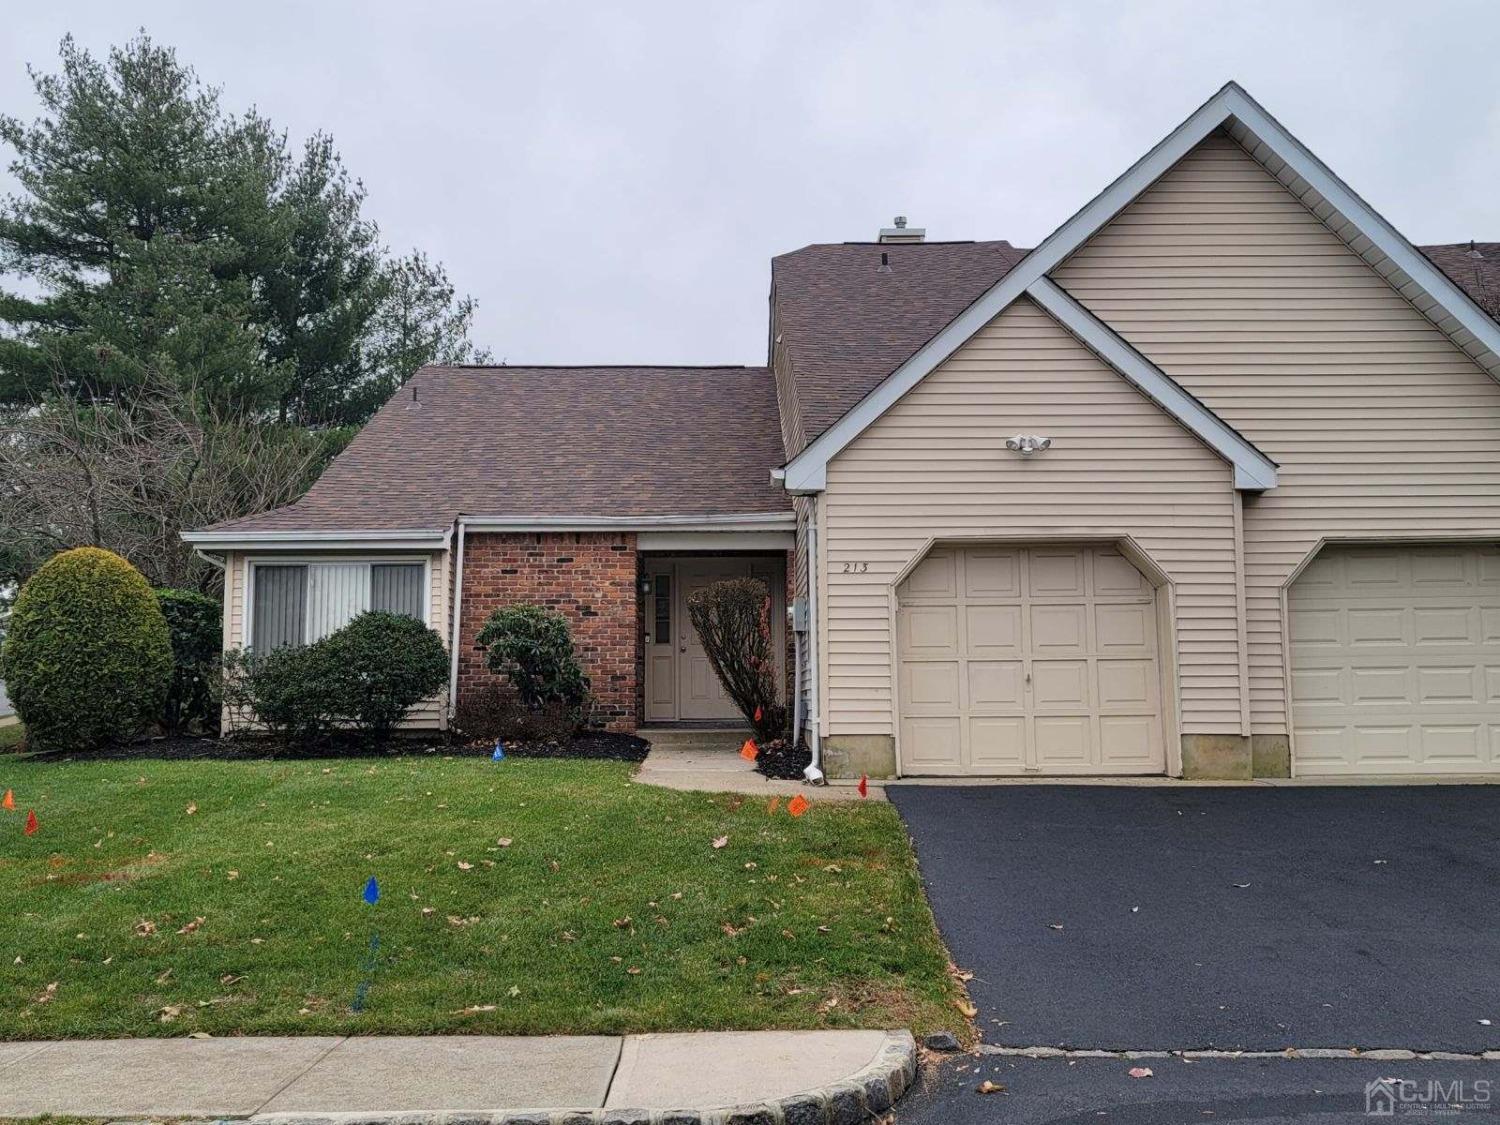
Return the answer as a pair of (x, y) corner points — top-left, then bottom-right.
(3, 1), (1497, 366)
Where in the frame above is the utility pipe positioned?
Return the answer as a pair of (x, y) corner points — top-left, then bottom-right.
(804, 495), (824, 784)
(447, 518), (468, 718)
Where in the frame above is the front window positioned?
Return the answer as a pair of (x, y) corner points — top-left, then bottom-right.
(250, 561), (425, 651)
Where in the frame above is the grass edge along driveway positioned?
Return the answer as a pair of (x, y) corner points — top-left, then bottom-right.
(1, 756), (964, 1040)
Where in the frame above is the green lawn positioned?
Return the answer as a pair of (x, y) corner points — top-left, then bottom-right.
(0, 756), (963, 1040)
(0, 724), (23, 752)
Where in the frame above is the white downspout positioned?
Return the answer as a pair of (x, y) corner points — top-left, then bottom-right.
(791, 626), (803, 746)
(447, 518), (468, 719)
(804, 494), (824, 784)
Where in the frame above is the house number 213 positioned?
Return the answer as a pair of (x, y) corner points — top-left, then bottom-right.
(842, 561), (869, 573)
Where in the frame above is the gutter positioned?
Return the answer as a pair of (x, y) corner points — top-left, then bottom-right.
(459, 512), (796, 533)
(804, 494), (824, 784)
(447, 519), (468, 720)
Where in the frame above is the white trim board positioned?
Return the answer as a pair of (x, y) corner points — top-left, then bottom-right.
(781, 80), (1500, 494)
(1027, 277), (1277, 490)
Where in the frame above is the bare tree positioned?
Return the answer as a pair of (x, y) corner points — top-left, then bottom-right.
(0, 379), (331, 591)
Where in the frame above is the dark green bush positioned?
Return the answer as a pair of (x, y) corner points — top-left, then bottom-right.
(155, 587), (223, 733)
(319, 612), (450, 741)
(0, 547), (173, 751)
(224, 612), (449, 743)
(686, 577), (788, 741)
(475, 604), (590, 709)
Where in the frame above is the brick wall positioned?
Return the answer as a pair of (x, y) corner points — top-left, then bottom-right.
(458, 532), (639, 732)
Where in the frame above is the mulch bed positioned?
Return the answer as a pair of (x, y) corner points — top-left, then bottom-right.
(25, 730), (650, 763)
(755, 738), (813, 780)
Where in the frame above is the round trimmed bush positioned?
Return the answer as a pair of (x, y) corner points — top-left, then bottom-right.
(0, 548), (174, 751)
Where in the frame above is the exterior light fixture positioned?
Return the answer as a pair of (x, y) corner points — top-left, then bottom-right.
(1006, 434), (1052, 456)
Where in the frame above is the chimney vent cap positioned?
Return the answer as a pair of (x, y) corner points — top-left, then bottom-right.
(878, 215), (926, 244)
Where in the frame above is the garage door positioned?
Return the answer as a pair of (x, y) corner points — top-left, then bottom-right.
(897, 544), (1166, 775)
(1290, 543), (1500, 776)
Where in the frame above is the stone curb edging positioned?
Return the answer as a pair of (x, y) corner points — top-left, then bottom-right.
(242, 1030), (916, 1125)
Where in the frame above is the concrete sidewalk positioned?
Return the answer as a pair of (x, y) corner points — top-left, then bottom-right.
(633, 728), (885, 801)
(0, 1030), (915, 1123)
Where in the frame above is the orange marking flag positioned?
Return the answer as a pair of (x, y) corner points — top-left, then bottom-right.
(753, 705), (763, 723)
(24, 809), (38, 836)
(739, 740), (759, 761)
(788, 793), (810, 818)
(2, 789), (13, 810)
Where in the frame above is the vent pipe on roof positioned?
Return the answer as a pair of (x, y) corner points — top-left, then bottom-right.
(878, 215), (925, 243)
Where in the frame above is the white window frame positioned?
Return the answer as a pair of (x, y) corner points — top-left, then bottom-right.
(243, 554), (433, 651)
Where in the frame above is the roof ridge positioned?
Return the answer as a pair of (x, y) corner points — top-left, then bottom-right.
(418, 364), (766, 373)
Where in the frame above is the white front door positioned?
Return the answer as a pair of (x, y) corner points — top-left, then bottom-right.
(643, 557), (785, 723)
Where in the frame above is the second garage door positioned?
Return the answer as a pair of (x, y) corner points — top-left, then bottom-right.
(897, 544), (1166, 776)
(1290, 542), (1500, 776)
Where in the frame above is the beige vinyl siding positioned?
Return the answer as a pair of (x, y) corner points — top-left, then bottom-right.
(822, 296), (1242, 739)
(1053, 130), (1500, 737)
(222, 549), (450, 732)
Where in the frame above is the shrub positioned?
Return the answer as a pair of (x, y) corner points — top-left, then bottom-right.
(475, 604), (590, 710)
(0, 547), (173, 751)
(452, 683), (579, 744)
(319, 613), (450, 741)
(155, 587), (223, 733)
(685, 577), (788, 741)
(223, 612), (449, 744)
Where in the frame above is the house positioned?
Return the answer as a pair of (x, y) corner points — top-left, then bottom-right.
(185, 82), (1500, 781)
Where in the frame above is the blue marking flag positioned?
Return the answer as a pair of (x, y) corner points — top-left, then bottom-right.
(363, 875), (379, 905)
(492, 740), (506, 762)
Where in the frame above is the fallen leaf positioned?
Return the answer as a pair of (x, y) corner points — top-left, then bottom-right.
(712, 836), (729, 849)
(613, 916), (633, 929)
(185, 803), (198, 815)
(156, 1004), (183, 1023)
(1048, 923), (1064, 931)
(954, 997), (978, 1018)
(978, 1080), (1007, 1094)
(421, 907), (436, 918)
(134, 920), (158, 937)
(508, 985), (521, 997)
(457, 861), (474, 871)
(177, 917), (206, 935)
(34, 982), (58, 1005)
(188, 1031), (213, 1039)
(1128, 1066), (1154, 1078)
(626, 966), (642, 975)
(496, 838), (512, 847)
(1232, 883), (1251, 889)
(227, 870), (239, 880)
(219, 974), (243, 986)
(154, 968), (174, 984)
(453, 1004), (497, 1014)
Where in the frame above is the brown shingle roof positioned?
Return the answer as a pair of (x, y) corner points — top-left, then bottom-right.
(205, 366), (791, 534)
(771, 240), (1029, 446)
(1420, 242), (1500, 319)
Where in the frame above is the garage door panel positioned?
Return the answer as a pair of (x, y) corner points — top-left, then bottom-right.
(1290, 543), (1500, 777)
(1028, 549), (1086, 597)
(1095, 603), (1156, 654)
(1099, 716), (1161, 767)
(1416, 665), (1479, 704)
(1347, 607), (1408, 647)
(966, 605), (1022, 655)
(964, 550), (1021, 598)
(969, 717), (1026, 770)
(1033, 716), (1093, 768)
(1412, 606), (1477, 646)
(968, 661), (1024, 708)
(898, 543), (1165, 777)
(899, 606), (958, 655)
(1030, 604), (1087, 653)
(903, 662), (960, 711)
(1031, 660), (1090, 709)
(1098, 659), (1159, 710)
(900, 717), (962, 771)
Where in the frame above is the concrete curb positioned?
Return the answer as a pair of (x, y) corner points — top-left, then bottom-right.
(242, 1030), (916, 1125)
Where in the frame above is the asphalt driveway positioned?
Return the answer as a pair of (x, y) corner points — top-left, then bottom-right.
(888, 784), (1500, 1052)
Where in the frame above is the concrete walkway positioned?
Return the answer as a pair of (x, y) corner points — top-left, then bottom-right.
(0, 1030), (911, 1119)
(633, 727), (885, 801)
